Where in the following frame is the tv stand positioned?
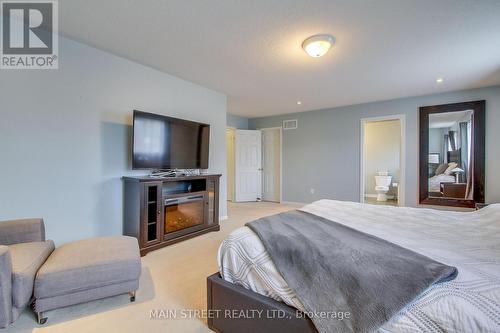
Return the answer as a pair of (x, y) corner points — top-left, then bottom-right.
(123, 173), (221, 256)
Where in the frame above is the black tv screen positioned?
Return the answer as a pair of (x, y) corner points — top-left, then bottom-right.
(132, 110), (210, 170)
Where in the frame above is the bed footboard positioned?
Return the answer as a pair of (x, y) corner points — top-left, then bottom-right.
(207, 273), (317, 333)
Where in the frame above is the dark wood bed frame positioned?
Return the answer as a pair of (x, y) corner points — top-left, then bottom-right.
(207, 273), (317, 333)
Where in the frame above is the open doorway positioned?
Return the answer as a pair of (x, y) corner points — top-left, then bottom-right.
(226, 127), (282, 203)
(360, 115), (405, 206)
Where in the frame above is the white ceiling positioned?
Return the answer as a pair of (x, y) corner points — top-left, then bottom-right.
(60, 0), (500, 117)
(429, 110), (472, 129)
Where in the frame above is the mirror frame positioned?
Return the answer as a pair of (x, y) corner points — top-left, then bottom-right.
(419, 100), (485, 208)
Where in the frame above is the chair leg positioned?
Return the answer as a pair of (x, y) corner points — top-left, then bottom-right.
(129, 291), (136, 302)
(36, 312), (47, 325)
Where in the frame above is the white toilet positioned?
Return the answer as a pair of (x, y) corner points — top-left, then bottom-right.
(375, 171), (392, 202)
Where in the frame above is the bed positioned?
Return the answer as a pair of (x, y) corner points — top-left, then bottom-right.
(213, 200), (500, 333)
(428, 152), (462, 194)
(428, 173), (455, 192)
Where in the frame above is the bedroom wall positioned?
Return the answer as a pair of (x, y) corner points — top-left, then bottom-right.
(363, 120), (401, 198)
(0, 36), (227, 245)
(227, 113), (249, 129)
(249, 85), (500, 206)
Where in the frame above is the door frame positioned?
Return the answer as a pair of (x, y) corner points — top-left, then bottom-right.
(258, 127), (283, 203)
(360, 114), (406, 206)
(226, 127), (236, 202)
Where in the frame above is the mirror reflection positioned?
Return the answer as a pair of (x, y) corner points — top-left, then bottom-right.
(428, 110), (473, 200)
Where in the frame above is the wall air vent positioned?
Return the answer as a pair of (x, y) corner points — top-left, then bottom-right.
(282, 119), (298, 130)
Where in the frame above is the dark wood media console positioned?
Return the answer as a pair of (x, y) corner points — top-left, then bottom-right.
(123, 174), (221, 256)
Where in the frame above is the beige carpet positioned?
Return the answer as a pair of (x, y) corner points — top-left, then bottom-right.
(4, 202), (299, 333)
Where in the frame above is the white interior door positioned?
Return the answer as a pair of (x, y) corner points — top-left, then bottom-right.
(235, 130), (262, 202)
(262, 128), (281, 202)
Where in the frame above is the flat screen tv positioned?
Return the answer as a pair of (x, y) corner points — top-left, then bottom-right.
(132, 110), (210, 170)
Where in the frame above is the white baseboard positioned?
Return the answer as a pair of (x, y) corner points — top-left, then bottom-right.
(220, 215), (228, 221)
(280, 201), (308, 206)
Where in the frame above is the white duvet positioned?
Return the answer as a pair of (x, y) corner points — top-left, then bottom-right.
(429, 174), (455, 192)
(218, 200), (500, 332)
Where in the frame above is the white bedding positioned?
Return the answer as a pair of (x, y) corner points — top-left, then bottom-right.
(218, 200), (500, 332)
(428, 174), (455, 192)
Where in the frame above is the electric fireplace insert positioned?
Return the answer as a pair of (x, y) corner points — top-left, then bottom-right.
(164, 193), (207, 239)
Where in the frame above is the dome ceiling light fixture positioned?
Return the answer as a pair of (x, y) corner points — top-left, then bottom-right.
(302, 34), (335, 58)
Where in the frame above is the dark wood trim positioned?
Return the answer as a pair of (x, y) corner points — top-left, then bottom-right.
(419, 197), (477, 208)
(419, 100), (485, 208)
(473, 102), (486, 203)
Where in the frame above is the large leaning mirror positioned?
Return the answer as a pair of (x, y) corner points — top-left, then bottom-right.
(419, 100), (485, 208)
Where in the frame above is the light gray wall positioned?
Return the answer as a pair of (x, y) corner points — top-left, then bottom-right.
(429, 128), (444, 158)
(227, 113), (249, 129)
(429, 128), (445, 163)
(0, 36), (227, 245)
(249, 85), (500, 206)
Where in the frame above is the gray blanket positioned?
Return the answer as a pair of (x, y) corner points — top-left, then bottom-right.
(246, 210), (458, 333)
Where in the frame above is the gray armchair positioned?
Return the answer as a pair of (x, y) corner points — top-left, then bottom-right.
(0, 219), (54, 328)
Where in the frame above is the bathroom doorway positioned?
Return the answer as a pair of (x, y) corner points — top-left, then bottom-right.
(360, 115), (405, 206)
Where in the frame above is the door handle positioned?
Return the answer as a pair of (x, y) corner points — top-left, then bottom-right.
(258, 168), (263, 171)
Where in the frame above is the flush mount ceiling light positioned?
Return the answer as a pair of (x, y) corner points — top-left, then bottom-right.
(302, 34), (335, 57)
(296, 101), (302, 105)
(436, 77), (444, 84)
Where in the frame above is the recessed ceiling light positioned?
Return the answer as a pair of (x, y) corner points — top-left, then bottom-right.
(302, 34), (335, 58)
(297, 101), (302, 105)
(436, 78), (444, 83)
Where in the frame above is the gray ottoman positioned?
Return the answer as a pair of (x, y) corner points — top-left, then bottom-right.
(33, 236), (141, 324)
